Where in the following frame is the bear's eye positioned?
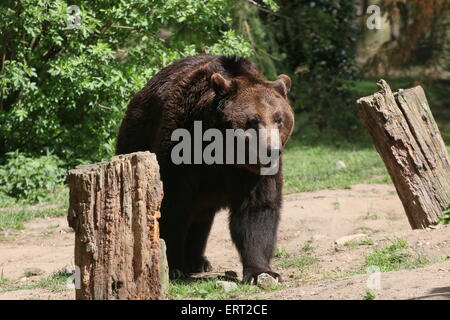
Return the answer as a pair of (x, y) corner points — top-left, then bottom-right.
(246, 117), (260, 128)
(275, 116), (283, 125)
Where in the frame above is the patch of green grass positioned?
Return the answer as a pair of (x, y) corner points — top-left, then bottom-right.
(274, 247), (290, 258)
(301, 242), (313, 253)
(168, 278), (263, 300)
(326, 238), (432, 280)
(0, 269), (72, 293)
(363, 289), (376, 300)
(0, 186), (68, 231)
(285, 77), (448, 195)
(0, 272), (7, 285)
(363, 238), (429, 272)
(283, 144), (391, 193)
(277, 244), (318, 278)
(277, 255), (318, 272)
(32, 270), (72, 292)
(344, 238), (374, 248)
(0, 206), (66, 231)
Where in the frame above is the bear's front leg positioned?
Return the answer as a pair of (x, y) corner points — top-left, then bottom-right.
(229, 199), (281, 284)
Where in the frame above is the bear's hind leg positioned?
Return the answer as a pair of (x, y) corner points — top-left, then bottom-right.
(183, 212), (216, 274)
(159, 197), (193, 279)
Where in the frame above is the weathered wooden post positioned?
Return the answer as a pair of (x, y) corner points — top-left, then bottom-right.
(67, 151), (165, 299)
(357, 80), (450, 229)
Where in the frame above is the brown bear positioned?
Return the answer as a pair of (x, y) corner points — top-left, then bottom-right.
(116, 54), (294, 283)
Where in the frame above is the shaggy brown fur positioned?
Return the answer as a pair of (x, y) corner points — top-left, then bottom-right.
(116, 54), (294, 283)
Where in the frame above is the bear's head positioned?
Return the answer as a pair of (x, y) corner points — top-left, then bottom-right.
(210, 72), (294, 175)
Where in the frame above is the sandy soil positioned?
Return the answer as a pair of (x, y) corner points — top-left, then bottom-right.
(0, 184), (449, 300)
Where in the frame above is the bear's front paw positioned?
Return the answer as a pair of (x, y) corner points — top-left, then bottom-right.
(242, 269), (282, 284)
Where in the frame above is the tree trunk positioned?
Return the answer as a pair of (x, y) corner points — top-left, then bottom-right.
(67, 151), (164, 299)
(357, 80), (450, 229)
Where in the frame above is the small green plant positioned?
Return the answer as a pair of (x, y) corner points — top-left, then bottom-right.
(301, 242), (314, 253)
(332, 201), (340, 210)
(439, 207), (450, 225)
(274, 247), (290, 258)
(363, 289), (376, 300)
(23, 272), (34, 278)
(0, 271), (7, 285)
(0, 152), (64, 203)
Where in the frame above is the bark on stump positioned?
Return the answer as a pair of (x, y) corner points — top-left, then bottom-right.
(67, 151), (164, 299)
(357, 80), (450, 229)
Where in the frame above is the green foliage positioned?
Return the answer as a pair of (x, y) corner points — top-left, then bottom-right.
(0, 151), (63, 203)
(440, 207), (450, 225)
(363, 289), (376, 300)
(236, 0), (359, 138)
(0, 0), (252, 164)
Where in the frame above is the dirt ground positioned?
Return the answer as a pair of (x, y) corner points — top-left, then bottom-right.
(0, 184), (449, 300)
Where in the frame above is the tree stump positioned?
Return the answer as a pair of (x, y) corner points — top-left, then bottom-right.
(67, 151), (164, 299)
(357, 80), (450, 229)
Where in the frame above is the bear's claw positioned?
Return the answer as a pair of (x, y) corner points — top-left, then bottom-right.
(185, 256), (213, 274)
(243, 270), (282, 284)
(169, 268), (188, 280)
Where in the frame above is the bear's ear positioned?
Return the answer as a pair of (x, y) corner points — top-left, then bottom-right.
(211, 73), (233, 96)
(272, 74), (291, 98)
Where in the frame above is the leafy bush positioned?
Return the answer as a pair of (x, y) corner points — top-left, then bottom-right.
(0, 151), (64, 203)
(0, 0), (254, 164)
